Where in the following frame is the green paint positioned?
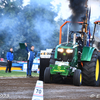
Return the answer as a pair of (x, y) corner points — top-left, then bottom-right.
(81, 47), (95, 61)
(50, 64), (70, 76)
(70, 47), (78, 67)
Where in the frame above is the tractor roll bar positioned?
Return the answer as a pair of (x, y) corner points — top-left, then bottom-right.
(59, 21), (83, 44)
(94, 21), (100, 24)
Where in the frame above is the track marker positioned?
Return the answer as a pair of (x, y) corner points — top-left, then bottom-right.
(32, 80), (43, 100)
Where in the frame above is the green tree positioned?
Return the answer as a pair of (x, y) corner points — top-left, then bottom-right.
(0, 0), (63, 60)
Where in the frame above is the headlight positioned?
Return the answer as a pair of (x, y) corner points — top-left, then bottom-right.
(66, 49), (73, 53)
(58, 48), (64, 53)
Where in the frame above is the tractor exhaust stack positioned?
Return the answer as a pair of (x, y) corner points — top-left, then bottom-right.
(73, 33), (76, 45)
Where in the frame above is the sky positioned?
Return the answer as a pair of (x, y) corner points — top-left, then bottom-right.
(88, 0), (100, 22)
(23, 0), (100, 22)
(23, 0), (30, 6)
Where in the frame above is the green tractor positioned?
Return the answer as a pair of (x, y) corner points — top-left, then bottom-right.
(44, 21), (100, 86)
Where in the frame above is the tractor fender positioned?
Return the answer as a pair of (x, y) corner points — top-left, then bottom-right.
(81, 47), (95, 61)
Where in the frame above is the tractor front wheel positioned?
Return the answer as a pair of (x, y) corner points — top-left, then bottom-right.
(73, 69), (82, 86)
(44, 67), (51, 83)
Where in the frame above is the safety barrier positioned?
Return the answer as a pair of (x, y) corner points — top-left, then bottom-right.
(0, 62), (40, 72)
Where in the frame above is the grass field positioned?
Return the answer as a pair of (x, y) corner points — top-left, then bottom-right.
(0, 70), (39, 77)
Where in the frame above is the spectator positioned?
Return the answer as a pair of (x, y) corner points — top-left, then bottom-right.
(5, 48), (14, 73)
(25, 43), (35, 77)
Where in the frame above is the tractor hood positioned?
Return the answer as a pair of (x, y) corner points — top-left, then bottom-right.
(54, 42), (78, 59)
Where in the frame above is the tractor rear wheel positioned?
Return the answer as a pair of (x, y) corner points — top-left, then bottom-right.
(44, 67), (51, 83)
(44, 49), (55, 83)
(73, 69), (82, 86)
(82, 50), (100, 86)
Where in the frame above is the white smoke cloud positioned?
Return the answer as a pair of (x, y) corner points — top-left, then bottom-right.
(88, 0), (100, 22)
(51, 0), (71, 21)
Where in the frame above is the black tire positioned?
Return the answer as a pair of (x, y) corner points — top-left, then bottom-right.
(44, 67), (51, 83)
(44, 49), (55, 83)
(73, 69), (82, 86)
(82, 50), (100, 86)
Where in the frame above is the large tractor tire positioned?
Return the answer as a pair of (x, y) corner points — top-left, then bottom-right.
(82, 50), (100, 86)
(73, 69), (82, 86)
(44, 67), (51, 83)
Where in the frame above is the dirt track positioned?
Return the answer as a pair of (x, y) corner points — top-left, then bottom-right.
(0, 77), (100, 100)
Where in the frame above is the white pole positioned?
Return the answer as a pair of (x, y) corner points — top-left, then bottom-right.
(73, 33), (76, 45)
(67, 24), (69, 43)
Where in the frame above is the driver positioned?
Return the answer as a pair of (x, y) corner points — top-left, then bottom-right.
(76, 35), (83, 52)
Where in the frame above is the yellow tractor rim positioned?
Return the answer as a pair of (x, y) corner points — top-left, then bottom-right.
(80, 73), (82, 83)
(95, 59), (99, 81)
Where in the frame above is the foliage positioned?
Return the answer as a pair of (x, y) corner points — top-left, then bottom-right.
(0, 0), (66, 60)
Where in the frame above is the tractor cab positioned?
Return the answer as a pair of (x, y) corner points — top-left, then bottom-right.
(54, 31), (85, 63)
(69, 31), (85, 52)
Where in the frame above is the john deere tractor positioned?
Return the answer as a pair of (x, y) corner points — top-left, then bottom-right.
(39, 0), (100, 86)
(43, 21), (100, 86)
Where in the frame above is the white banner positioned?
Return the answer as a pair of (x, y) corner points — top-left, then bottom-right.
(23, 63), (38, 72)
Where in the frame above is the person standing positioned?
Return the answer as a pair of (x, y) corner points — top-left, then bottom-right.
(5, 48), (14, 73)
(25, 43), (35, 77)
